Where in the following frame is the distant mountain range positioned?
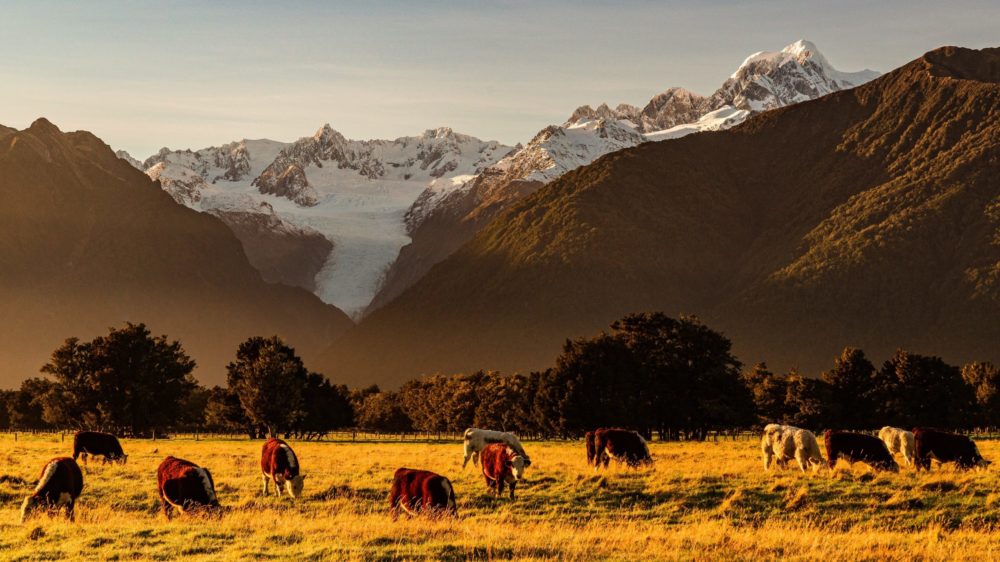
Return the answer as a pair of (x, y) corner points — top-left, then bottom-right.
(317, 45), (1000, 388)
(0, 119), (352, 386)
(117, 40), (876, 319)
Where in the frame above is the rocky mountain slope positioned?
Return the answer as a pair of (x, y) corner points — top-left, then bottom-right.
(126, 128), (510, 317)
(0, 119), (353, 386)
(320, 46), (1000, 388)
(369, 40), (877, 313)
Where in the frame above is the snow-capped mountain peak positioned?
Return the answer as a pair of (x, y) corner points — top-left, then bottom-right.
(723, 39), (879, 111)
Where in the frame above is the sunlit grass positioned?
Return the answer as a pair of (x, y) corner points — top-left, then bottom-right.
(0, 434), (998, 560)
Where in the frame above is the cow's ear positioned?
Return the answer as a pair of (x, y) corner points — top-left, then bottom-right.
(301, 475), (307, 480)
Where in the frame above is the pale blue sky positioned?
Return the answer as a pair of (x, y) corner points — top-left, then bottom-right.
(2, 0), (997, 157)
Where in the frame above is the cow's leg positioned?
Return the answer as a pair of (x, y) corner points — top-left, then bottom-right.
(462, 444), (474, 469)
(763, 451), (773, 471)
(496, 478), (504, 498)
(509, 481), (516, 501)
(161, 499), (172, 520)
(66, 499), (75, 522)
(472, 451), (479, 467)
(795, 451), (809, 473)
(261, 473), (270, 496)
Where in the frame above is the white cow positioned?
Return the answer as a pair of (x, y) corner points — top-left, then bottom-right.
(878, 426), (916, 467)
(462, 428), (530, 468)
(761, 424), (824, 472)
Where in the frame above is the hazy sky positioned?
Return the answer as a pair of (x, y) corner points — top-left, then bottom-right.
(2, 0), (997, 157)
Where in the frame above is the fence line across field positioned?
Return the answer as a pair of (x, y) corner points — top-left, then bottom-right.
(5, 429), (999, 443)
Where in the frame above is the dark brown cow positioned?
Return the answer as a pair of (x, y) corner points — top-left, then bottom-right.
(585, 431), (596, 466)
(480, 443), (527, 500)
(593, 428), (652, 469)
(914, 428), (991, 470)
(73, 431), (127, 464)
(156, 456), (221, 519)
(824, 430), (898, 472)
(21, 457), (84, 523)
(261, 438), (305, 498)
(388, 468), (457, 520)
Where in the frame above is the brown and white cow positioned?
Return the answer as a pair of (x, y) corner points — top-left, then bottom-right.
(480, 443), (527, 500)
(73, 431), (127, 465)
(914, 428), (991, 471)
(824, 430), (899, 472)
(261, 438), (305, 498)
(156, 456), (221, 519)
(592, 428), (652, 469)
(462, 428), (530, 469)
(21, 457), (84, 523)
(388, 468), (457, 520)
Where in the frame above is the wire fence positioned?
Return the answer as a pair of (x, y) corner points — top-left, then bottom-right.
(2, 428), (999, 443)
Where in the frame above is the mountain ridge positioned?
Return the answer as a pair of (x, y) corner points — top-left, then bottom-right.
(319, 45), (1000, 388)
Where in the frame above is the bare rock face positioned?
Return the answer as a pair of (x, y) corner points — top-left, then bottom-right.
(208, 200), (333, 292)
(253, 124), (509, 208)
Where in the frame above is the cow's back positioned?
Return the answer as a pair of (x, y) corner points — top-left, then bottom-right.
(261, 438), (299, 478)
(480, 444), (507, 480)
(74, 431), (123, 456)
(35, 457), (83, 500)
(157, 456), (216, 507)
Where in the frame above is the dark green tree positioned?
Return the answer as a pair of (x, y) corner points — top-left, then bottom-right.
(355, 391), (413, 433)
(962, 362), (1000, 426)
(820, 347), (876, 428)
(40, 323), (196, 435)
(226, 336), (308, 438)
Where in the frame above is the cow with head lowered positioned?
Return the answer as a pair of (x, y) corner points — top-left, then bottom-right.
(462, 428), (530, 469)
(261, 438), (305, 498)
(73, 431), (127, 465)
(480, 443), (527, 500)
(761, 424), (824, 472)
(592, 428), (652, 469)
(388, 468), (457, 520)
(21, 457), (84, 523)
(824, 430), (899, 472)
(878, 426), (915, 467)
(914, 428), (991, 470)
(156, 456), (221, 519)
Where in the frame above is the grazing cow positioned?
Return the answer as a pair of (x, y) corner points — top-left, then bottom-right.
(592, 428), (652, 469)
(585, 431), (597, 466)
(20, 457), (84, 523)
(761, 424), (824, 472)
(824, 430), (899, 472)
(388, 468), (457, 520)
(462, 428), (530, 469)
(878, 426), (916, 467)
(72, 431), (127, 465)
(156, 456), (221, 519)
(913, 428), (991, 471)
(260, 438), (305, 498)
(480, 443), (527, 500)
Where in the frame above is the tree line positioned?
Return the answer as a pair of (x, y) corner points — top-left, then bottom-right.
(1, 316), (997, 439)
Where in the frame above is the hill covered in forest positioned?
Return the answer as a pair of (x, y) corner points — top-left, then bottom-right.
(0, 119), (353, 386)
(320, 46), (1000, 388)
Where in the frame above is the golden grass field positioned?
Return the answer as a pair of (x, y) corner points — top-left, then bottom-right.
(1, 434), (999, 561)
